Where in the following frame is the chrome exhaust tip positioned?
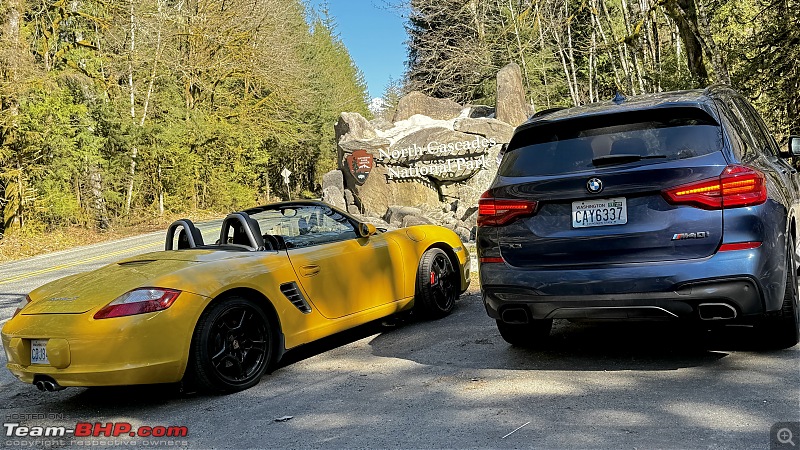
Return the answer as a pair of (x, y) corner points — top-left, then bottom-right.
(501, 307), (530, 324)
(698, 303), (738, 320)
(33, 378), (66, 392)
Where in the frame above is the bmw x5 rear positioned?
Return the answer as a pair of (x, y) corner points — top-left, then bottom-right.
(477, 87), (800, 349)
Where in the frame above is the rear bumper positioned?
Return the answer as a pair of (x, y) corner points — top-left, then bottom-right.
(481, 245), (783, 322)
(484, 277), (762, 321)
(1, 291), (210, 387)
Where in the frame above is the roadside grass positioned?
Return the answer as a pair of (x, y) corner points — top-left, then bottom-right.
(0, 211), (221, 263)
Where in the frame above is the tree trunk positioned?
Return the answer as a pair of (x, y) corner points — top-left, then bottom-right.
(591, 0), (622, 94)
(695, 0), (730, 84)
(601, 0), (635, 94)
(662, 0), (708, 84)
(124, 0), (137, 215)
(88, 164), (110, 230)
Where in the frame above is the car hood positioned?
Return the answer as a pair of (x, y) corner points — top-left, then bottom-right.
(22, 250), (247, 315)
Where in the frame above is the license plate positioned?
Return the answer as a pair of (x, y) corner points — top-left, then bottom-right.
(30, 339), (49, 365)
(572, 197), (627, 228)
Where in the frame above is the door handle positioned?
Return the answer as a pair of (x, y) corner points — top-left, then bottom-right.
(300, 265), (320, 277)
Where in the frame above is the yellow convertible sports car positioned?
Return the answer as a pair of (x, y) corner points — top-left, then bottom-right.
(2, 201), (470, 393)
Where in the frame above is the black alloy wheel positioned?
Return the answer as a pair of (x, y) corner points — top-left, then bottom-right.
(415, 248), (458, 319)
(188, 297), (274, 393)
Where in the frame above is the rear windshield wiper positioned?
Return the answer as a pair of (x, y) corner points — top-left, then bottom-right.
(592, 153), (667, 166)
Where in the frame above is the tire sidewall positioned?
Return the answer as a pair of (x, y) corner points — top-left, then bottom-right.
(415, 248), (458, 319)
(190, 297), (274, 393)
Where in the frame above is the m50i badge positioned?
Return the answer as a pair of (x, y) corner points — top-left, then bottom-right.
(672, 231), (710, 240)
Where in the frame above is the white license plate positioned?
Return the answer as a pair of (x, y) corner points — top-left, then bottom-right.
(572, 197), (627, 228)
(30, 339), (49, 365)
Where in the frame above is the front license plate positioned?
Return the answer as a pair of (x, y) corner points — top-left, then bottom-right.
(572, 197), (627, 228)
(30, 339), (49, 365)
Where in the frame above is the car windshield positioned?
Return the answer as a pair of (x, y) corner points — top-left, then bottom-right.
(248, 205), (356, 248)
(499, 107), (723, 177)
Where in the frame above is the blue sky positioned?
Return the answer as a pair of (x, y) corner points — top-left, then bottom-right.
(308, 1), (408, 99)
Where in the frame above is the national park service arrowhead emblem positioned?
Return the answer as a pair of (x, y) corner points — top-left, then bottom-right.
(346, 150), (374, 185)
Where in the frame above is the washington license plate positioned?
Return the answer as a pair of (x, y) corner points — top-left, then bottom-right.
(30, 339), (49, 365)
(572, 197), (627, 228)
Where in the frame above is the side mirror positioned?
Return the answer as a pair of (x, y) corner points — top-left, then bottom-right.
(789, 136), (800, 157)
(357, 222), (377, 238)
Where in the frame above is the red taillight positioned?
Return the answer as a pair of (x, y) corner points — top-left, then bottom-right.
(94, 288), (181, 319)
(662, 165), (767, 210)
(719, 241), (762, 252)
(477, 191), (538, 226)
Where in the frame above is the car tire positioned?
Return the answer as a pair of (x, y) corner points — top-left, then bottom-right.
(761, 239), (800, 349)
(496, 319), (552, 347)
(187, 296), (275, 393)
(414, 248), (458, 319)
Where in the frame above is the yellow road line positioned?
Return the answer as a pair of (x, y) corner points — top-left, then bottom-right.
(0, 241), (162, 286)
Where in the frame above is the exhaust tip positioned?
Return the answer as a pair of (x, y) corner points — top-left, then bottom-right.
(33, 377), (66, 392)
(698, 303), (737, 320)
(501, 307), (530, 324)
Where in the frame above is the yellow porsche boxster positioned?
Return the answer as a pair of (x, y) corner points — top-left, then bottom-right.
(2, 201), (470, 393)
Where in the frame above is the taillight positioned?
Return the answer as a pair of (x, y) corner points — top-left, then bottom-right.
(94, 288), (181, 319)
(662, 165), (767, 210)
(477, 191), (538, 226)
(11, 295), (32, 318)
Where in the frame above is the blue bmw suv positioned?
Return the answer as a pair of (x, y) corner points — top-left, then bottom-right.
(477, 86), (800, 349)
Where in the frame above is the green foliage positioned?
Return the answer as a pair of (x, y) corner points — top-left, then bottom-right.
(404, 0), (799, 142)
(0, 0), (368, 236)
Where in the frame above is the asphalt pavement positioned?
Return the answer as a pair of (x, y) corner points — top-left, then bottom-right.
(0, 226), (798, 449)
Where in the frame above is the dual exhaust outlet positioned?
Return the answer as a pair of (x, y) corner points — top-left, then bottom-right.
(34, 379), (65, 392)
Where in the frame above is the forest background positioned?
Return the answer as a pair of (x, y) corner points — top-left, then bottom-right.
(0, 0), (798, 257)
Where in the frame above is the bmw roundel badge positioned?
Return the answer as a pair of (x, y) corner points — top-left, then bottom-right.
(587, 178), (603, 193)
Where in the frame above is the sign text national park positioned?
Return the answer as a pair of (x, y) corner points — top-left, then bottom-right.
(377, 136), (498, 180)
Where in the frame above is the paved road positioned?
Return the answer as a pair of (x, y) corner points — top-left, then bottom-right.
(0, 229), (798, 449)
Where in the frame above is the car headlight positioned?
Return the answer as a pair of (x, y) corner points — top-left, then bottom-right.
(11, 295), (32, 318)
(94, 288), (181, 319)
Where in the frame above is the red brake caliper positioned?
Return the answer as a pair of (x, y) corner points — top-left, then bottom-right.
(430, 271), (436, 285)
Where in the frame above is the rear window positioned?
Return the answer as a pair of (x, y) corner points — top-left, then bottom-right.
(499, 107), (722, 177)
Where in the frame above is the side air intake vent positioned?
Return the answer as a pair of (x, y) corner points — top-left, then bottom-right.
(280, 282), (311, 314)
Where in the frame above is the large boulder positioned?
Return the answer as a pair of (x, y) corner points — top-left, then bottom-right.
(322, 169), (344, 193)
(453, 117), (515, 144)
(466, 105), (496, 118)
(392, 91), (463, 122)
(348, 166), (441, 217)
(496, 63), (529, 127)
(440, 144), (505, 209)
(335, 112), (378, 141)
(322, 186), (346, 210)
(384, 206), (421, 224)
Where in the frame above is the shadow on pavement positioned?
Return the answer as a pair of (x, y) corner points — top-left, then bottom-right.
(367, 293), (798, 372)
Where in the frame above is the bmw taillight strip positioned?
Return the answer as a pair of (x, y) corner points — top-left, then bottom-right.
(662, 164), (767, 210)
(719, 242), (762, 252)
(477, 191), (538, 226)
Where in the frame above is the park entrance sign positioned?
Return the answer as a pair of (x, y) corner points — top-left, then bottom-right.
(322, 64), (530, 242)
